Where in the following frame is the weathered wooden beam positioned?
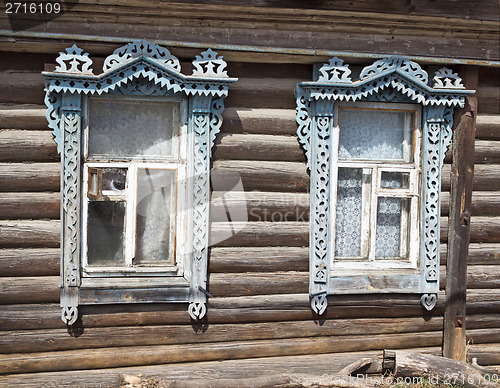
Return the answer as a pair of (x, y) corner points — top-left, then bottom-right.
(383, 350), (499, 388)
(221, 108), (297, 136)
(0, 317), (445, 354)
(0, 104), (47, 130)
(444, 65), (479, 362)
(0, 192), (60, 219)
(214, 133), (305, 162)
(0, 220), (60, 248)
(441, 191), (500, 216)
(0, 130), (58, 162)
(0, 248), (59, 276)
(475, 114), (500, 141)
(0, 163), (60, 192)
(0, 331), (444, 374)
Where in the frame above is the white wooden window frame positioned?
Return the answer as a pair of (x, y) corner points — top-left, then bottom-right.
(330, 101), (421, 271)
(81, 95), (188, 278)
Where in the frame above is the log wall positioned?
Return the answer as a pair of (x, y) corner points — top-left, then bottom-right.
(0, 48), (499, 384)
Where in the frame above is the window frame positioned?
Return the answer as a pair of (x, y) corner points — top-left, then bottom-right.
(43, 41), (237, 324)
(295, 56), (474, 314)
(330, 101), (421, 271)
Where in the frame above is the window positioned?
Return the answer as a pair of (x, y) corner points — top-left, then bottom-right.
(43, 41), (237, 324)
(82, 97), (185, 275)
(296, 57), (473, 314)
(332, 102), (420, 269)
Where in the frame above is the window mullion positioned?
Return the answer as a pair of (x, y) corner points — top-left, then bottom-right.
(368, 166), (378, 262)
(125, 163), (137, 267)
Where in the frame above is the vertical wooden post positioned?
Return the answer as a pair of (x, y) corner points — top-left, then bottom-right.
(443, 65), (479, 361)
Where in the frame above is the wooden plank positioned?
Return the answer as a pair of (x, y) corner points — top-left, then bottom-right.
(0, 316), (444, 354)
(0, 293), (448, 331)
(226, 78), (297, 109)
(0, 130), (58, 162)
(211, 221), (309, 247)
(0, 276), (59, 305)
(468, 344), (500, 365)
(0, 163), (60, 192)
(212, 160), (309, 192)
(477, 86), (500, 114)
(441, 191), (500, 217)
(445, 67), (478, 362)
(211, 191), (309, 222)
(0, 72), (44, 105)
(210, 246), (308, 273)
(475, 114), (500, 140)
(0, 248), (59, 277)
(0, 331), (444, 374)
(0, 192), (60, 219)
(0, 220), (60, 248)
(0, 104), (47, 130)
(213, 133), (305, 162)
(221, 108), (297, 136)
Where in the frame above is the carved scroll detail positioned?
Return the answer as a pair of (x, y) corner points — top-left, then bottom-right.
(192, 48), (228, 77)
(103, 40), (180, 72)
(360, 57), (428, 85)
(55, 44), (93, 74)
(318, 57), (352, 83)
(433, 68), (465, 89)
(295, 87), (311, 168)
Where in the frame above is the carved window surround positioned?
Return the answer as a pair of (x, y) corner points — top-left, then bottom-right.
(295, 57), (474, 314)
(43, 41), (237, 324)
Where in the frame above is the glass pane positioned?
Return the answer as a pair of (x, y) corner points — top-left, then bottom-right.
(338, 108), (414, 161)
(335, 168), (364, 258)
(87, 201), (126, 266)
(380, 171), (410, 189)
(135, 168), (176, 265)
(102, 167), (127, 195)
(375, 197), (410, 259)
(88, 98), (179, 159)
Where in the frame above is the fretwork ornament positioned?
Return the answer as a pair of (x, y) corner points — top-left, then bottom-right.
(43, 41), (237, 324)
(296, 56), (474, 314)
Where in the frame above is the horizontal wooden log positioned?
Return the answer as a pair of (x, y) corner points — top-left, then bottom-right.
(213, 160), (309, 192)
(211, 221), (309, 247)
(0, 130), (58, 162)
(467, 314), (500, 330)
(440, 216), (500, 243)
(0, 163), (60, 192)
(0, 72), (44, 105)
(0, 276), (59, 305)
(0, 104), (47, 130)
(0, 331), (444, 374)
(0, 248), (59, 277)
(213, 161), (499, 192)
(221, 108), (296, 136)
(0, 291), (448, 331)
(442, 191), (500, 217)
(475, 114), (500, 141)
(477, 86), (500, 114)
(466, 243), (500, 265)
(468, 344), (500, 366)
(210, 246), (308, 273)
(0, 316), (444, 354)
(0, 192), (60, 219)
(0, 220), (59, 248)
(226, 78), (297, 109)
(211, 191), (309, 223)
(473, 140), (500, 164)
(465, 265), (500, 289)
(213, 133), (305, 162)
(0, 351), (385, 388)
